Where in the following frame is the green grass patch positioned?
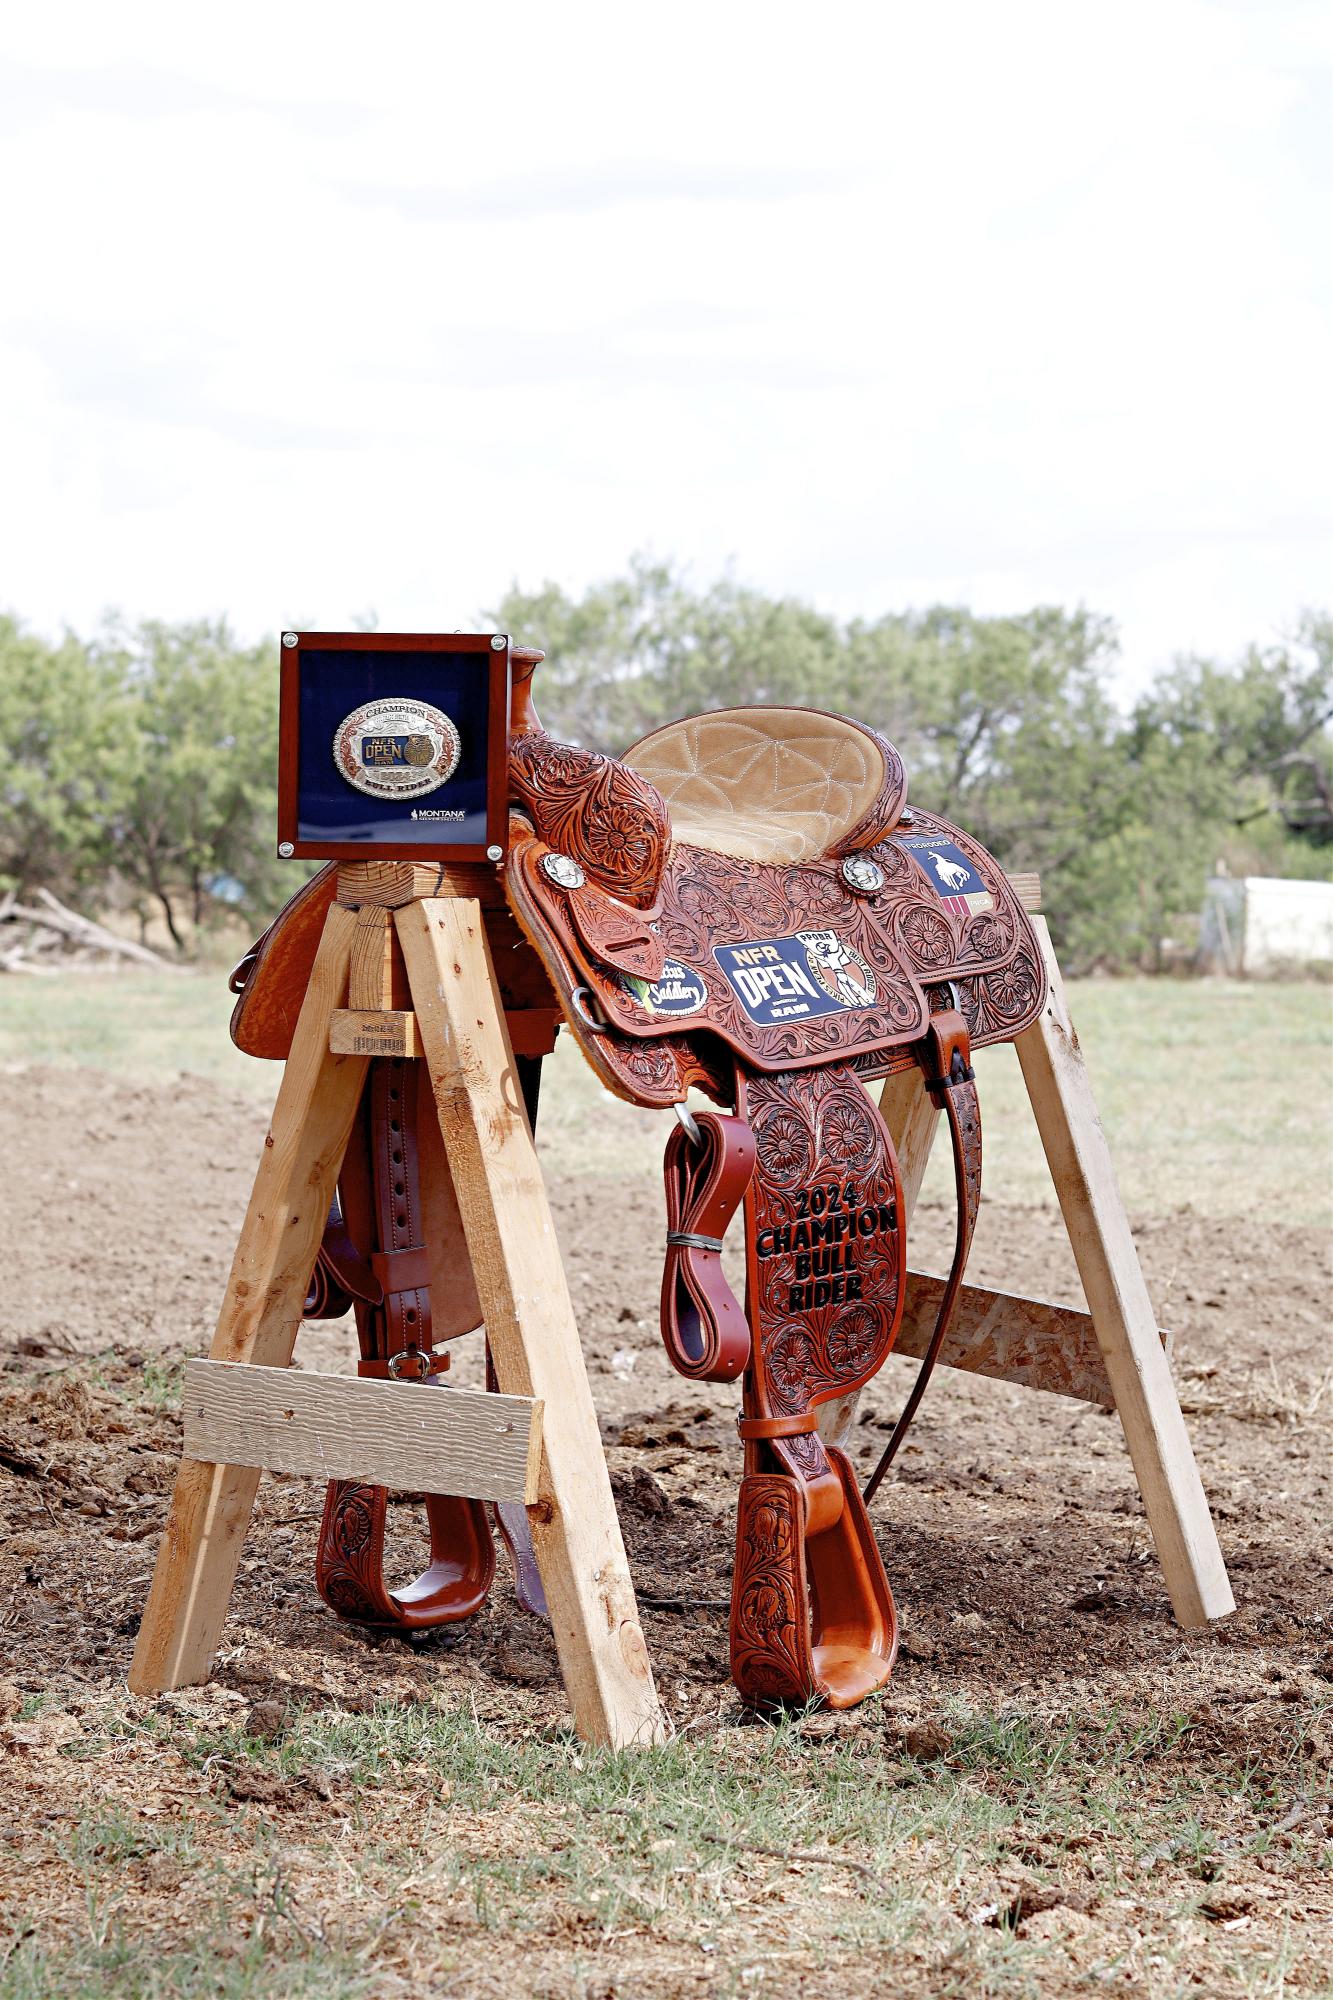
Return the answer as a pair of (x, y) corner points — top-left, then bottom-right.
(0, 1918), (370, 2000)
(17, 1696), (1323, 1996)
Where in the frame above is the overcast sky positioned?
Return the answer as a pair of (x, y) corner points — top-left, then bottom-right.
(2, 0), (1328, 688)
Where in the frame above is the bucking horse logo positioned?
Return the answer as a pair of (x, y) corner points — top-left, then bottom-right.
(929, 849), (972, 892)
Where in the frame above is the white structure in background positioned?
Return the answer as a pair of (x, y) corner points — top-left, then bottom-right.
(1200, 874), (1333, 975)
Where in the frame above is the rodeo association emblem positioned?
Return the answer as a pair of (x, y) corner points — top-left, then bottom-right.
(624, 958), (708, 1017)
(333, 698), (462, 801)
(895, 831), (993, 917)
(798, 929), (877, 1007)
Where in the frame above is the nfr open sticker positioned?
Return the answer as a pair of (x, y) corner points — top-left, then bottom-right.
(715, 932), (878, 1026)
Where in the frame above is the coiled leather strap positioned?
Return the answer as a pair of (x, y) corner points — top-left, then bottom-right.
(660, 1111), (755, 1381)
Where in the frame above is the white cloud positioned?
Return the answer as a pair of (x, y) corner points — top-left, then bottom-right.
(0, 0), (1328, 686)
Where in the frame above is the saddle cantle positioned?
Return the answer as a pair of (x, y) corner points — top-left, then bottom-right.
(230, 658), (1046, 1708)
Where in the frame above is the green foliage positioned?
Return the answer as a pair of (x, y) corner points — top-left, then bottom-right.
(0, 615), (138, 903)
(2, 578), (1328, 967)
(496, 564), (1331, 970)
(91, 617), (287, 947)
(0, 613), (288, 946)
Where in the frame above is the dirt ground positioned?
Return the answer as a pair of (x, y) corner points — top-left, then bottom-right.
(1, 1064), (1330, 1996)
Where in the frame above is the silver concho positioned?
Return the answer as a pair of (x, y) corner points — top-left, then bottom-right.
(333, 698), (461, 801)
(540, 851), (586, 890)
(840, 854), (886, 894)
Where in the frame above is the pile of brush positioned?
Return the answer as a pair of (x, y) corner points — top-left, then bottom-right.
(0, 888), (177, 974)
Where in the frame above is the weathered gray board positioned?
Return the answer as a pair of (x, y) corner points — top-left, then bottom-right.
(182, 1359), (543, 1504)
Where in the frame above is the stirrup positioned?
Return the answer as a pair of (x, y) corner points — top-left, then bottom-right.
(315, 1481), (496, 1632)
(730, 1450), (897, 1710)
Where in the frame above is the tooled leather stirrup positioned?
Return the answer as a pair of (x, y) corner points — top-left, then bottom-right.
(315, 1059), (496, 1631)
(862, 995), (981, 1506)
(728, 1063), (905, 1708)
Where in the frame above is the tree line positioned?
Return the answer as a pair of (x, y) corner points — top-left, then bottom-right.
(2, 564), (1329, 969)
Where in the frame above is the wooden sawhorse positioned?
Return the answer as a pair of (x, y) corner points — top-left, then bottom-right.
(131, 872), (1231, 1750)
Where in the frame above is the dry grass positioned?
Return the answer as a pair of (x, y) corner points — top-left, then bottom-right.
(0, 970), (1328, 1228)
(4, 1681), (1330, 1999)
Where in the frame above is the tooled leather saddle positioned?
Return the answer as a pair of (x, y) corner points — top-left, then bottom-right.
(230, 651), (1046, 1708)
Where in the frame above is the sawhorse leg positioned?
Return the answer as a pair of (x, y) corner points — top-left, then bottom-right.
(1016, 917), (1233, 1626)
(398, 897), (665, 1748)
(130, 906), (368, 1692)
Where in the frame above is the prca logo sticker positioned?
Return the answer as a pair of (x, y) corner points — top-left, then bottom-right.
(797, 929), (877, 1007)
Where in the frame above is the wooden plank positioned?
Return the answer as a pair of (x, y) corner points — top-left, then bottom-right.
(347, 905), (408, 1010)
(329, 1008), (419, 1058)
(1014, 915), (1234, 1628)
(1011, 871), (1042, 913)
(818, 1067), (941, 1450)
(129, 905), (369, 1695)
(398, 896), (665, 1750)
(891, 1269), (1167, 1407)
(336, 861), (510, 911)
(182, 1361), (542, 1504)
(337, 861), (448, 908)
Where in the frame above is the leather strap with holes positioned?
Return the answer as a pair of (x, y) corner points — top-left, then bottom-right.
(314, 1059), (495, 1631)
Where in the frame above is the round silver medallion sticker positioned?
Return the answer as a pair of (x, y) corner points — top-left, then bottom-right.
(332, 698), (461, 801)
(540, 852), (586, 890)
(840, 854), (886, 894)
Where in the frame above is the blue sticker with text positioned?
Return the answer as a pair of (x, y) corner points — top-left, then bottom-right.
(624, 958), (708, 1017)
(715, 932), (879, 1025)
(896, 833), (988, 900)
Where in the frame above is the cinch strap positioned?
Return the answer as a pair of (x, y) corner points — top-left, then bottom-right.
(659, 1111), (755, 1382)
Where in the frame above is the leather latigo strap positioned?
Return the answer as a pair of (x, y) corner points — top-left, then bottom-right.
(862, 1001), (981, 1505)
(486, 1341), (547, 1619)
(661, 1112), (755, 1381)
(315, 1058), (495, 1632)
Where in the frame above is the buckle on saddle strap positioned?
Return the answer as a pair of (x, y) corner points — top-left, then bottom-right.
(386, 1346), (435, 1381)
(917, 987), (975, 1100)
